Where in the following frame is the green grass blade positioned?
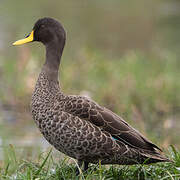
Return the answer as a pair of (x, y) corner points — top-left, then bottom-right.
(34, 148), (52, 177)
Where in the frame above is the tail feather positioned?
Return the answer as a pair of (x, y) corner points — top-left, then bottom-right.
(140, 150), (173, 164)
(119, 146), (173, 165)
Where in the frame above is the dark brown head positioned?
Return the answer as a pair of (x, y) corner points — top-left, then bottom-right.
(13, 17), (66, 47)
(33, 17), (66, 45)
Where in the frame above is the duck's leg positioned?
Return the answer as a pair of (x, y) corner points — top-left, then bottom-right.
(75, 161), (89, 175)
(84, 161), (89, 171)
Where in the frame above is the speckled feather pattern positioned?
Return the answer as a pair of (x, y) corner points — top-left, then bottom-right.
(31, 70), (169, 165)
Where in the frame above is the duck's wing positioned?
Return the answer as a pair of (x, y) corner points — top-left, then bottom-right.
(63, 95), (162, 152)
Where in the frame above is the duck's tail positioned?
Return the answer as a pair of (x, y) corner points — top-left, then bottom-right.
(116, 147), (173, 165)
(139, 150), (173, 164)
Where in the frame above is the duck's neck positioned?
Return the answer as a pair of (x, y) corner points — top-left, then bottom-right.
(42, 41), (64, 81)
(33, 41), (65, 103)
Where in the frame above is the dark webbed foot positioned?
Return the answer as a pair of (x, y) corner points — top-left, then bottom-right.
(75, 161), (89, 176)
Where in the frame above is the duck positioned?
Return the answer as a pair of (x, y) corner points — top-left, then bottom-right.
(13, 17), (171, 174)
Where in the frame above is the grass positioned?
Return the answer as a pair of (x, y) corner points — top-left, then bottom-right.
(0, 145), (179, 179)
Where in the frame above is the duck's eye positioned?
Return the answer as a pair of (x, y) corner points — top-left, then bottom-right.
(40, 24), (45, 29)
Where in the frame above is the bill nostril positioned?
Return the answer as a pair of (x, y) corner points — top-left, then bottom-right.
(25, 33), (31, 38)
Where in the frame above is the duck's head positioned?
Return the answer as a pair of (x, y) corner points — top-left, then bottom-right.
(13, 17), (66, 47)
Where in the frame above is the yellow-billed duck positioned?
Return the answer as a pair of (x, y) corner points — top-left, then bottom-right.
(13, 17), (172, 174)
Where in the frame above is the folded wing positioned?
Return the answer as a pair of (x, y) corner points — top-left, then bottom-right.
(63, 95), (161, 153)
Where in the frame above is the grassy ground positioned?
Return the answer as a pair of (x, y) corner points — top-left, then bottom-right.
(0, 145), (179, 180)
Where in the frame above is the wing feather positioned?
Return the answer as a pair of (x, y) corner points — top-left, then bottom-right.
(64, 95), (162, 152)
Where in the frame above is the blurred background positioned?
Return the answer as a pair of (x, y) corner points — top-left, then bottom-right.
(0, 0), (179, 162)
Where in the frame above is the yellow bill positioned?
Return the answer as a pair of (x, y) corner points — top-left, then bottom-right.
(13, 31), (34, 45)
